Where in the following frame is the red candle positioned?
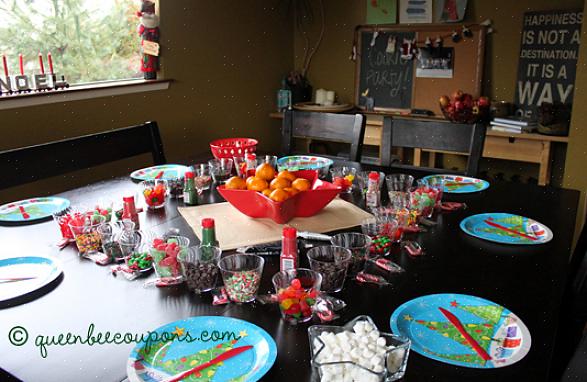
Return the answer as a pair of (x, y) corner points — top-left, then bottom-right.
(38, 53), (44, 75)
(2, 55), (8, 77)
(47, 52), (54, 74)
(19, 54), (23, 75)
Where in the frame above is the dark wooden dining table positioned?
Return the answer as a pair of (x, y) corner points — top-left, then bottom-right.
(0, 160), (580, 382)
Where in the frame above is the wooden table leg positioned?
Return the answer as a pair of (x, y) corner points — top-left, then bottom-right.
(414, 148), (422, 166)
(538, 141), (551, 186)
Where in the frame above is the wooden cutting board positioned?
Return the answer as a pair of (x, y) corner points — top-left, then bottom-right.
(178, 197), (374, 250)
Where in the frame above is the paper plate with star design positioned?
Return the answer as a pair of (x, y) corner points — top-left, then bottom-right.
(390, 294), (531, 368)
(127, 316), (277, 381)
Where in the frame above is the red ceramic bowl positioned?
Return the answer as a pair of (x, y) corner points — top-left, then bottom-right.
(217, 170), (340, 224)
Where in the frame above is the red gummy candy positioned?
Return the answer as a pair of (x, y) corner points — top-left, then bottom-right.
(291, 278), (301, 289)
(153, 238), (164, 247)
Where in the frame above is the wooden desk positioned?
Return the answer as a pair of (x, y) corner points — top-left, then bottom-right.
(270, 113), (569, 186)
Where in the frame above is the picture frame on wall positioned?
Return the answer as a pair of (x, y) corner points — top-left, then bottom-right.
(366, 0), (397, 25)
(434, 0), (468, 23)
(399, 0), (432, 24)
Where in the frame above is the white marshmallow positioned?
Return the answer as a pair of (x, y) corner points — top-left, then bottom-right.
(376, 337), (386, 347)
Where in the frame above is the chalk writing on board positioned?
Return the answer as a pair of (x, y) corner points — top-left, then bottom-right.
(515, 10), (582, 119)
(358, 31), (415, 110)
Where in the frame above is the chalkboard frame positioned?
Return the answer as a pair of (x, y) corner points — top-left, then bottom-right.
(354, 24), (486, 114)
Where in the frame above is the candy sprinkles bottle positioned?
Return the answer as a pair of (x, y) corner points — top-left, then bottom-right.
(280, 226), (298, 271)
(201, 218), (219, 247)
(366, 171), (381, 210)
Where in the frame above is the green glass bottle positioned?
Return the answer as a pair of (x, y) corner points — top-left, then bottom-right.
(183, 171), (197, 206)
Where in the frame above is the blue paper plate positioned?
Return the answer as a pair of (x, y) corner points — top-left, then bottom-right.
(127, 316), (277, 382)
(390, 294), (531, 369)
(422, 174), (490, 194)
(0, 197), (70, 223)
(460, 213), (552, 245)
(0, 256), (63, 303)
(130, 164), (190, 181)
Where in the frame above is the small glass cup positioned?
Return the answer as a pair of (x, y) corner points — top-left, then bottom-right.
(307, 246), (352, 293)
(424, 176), (445, 209)
(218, 254), (264, 303)
(272, 268), (322, 324)
(309, 315), (411, 382)
(209, 158), (234, 184)
(386, 174), (414, 210)
(374, 207), (408, 243)
(141, 179), (168, 209)
(330, 233), (372, 275)
(150, 235), (190, 280)
(68, 214), (106, 254)
(179, 245), (222, 293)
(410, 180), (439, 219)
(233, 156), (248, 178)
(260, 155), (278, 168)
(330, 167), (357, 193)
(167, 176), (184, 199)
(97, 222), (124, 262)
(120, 229), (141, 259)
(193, 164), (212, 191)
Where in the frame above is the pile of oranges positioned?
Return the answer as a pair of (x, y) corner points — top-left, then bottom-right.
(225, 163), (312, 202)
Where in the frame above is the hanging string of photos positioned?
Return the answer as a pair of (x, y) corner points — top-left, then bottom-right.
(0, 53), (69, 96)
(349, 19), (493, 61)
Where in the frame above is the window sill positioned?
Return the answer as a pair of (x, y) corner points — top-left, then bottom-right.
(0, 79), (171, 110)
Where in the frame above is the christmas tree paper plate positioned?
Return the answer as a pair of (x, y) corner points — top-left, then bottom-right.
(0, 197), (70, 223)
(390, 294), (531, 369)
(460, 213), (553, 245)
(421, 174), (489, 194)
(127, 316), (277, 382)
(130, 164), (190, 182)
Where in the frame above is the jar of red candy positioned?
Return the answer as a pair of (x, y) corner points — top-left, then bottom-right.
(150, 236), (190, 280)
(272, 268), (322, 324)
(141, 179), (168, 209)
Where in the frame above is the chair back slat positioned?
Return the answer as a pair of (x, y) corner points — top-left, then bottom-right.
(282, 110), (366, 162)
(381, 117), (486, 177)
(1, 121), (166, 190)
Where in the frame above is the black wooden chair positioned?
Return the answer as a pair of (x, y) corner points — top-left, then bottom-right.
(0, 121), (166, 190)
(380, 117), (486, 177)
(281, 110), (366, 162)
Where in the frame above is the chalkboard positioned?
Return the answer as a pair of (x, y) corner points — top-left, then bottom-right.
(515, 10), (582, 120)
(357, 30), (415, 110)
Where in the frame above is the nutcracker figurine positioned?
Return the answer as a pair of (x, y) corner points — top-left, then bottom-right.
(137, 0), (160, 80)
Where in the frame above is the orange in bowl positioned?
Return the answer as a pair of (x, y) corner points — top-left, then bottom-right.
(269, 188), (289, 202)
(292, 178), (311, 192)
(225, 176), (247, 190)
(284, 187), (299, 197)
(277, 170), (297, 182)
(262, 189), (272, 197)
(256, 163), (276, 181)
(270, 177), (291, 190)
(247, 177), (269, 192)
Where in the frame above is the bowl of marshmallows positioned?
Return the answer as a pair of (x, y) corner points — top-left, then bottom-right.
(308, 315), (411, 382)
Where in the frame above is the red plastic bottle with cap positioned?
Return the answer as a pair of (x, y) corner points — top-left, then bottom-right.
(280, 226), (298, 272)
(201, 218), (219, 247)
(121, 195), (140, 229)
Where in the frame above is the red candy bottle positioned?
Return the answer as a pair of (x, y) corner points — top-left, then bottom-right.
(122, 196), (140, 229)
(280, 226), (298, 272)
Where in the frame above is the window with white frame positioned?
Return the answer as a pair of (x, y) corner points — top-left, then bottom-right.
(0, 0), (142, 85)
